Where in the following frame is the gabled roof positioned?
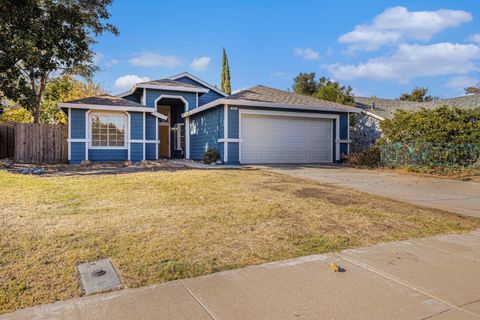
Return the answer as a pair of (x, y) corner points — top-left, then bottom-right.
(168, 72), (228, 97)
(355, 94), (480, 120)
(58, 94), (166, 118)
(137, 78), (207, 92)
(182, 85), (361, 117)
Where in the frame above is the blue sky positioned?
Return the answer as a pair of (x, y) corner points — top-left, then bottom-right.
(92, 0), (480, 99)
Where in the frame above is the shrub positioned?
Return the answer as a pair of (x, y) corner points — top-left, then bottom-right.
(380, 106), (480, 145)
(344, 145), (381, 167)
(203, 148), (220, 164)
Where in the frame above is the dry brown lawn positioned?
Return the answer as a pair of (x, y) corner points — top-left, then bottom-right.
(1, 168), (479, 314)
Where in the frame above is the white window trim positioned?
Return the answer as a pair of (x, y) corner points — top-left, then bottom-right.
(238, 109), (340, 163)
(173, 123), (184, 151)
(88, 111), (129, 150)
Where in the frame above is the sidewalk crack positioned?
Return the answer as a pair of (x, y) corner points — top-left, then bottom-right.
(180, 280), (217, 320)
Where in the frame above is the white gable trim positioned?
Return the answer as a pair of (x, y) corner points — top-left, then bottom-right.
(153, 95), (189, 112)
(361, 109), (385, 121)
(59, 103), (154, 112)
(181, 98), (361, 118)
(168, 72), (228, 97)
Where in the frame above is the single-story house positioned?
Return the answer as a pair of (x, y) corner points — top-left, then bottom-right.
(59, 72), (361, 164)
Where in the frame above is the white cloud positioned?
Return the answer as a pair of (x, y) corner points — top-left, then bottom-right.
(325, 47), (334, 57)
(190, 56), (211, 71)
(93, 52), (104, 65)
(106, 59), (119, 67)
(469, 33), (480, 44)
(445, 76), (478, 89)
(114, 74), (150, 90)
(324, 43), (480, 83)
(294, 48), (320, 60)
(129, 52), (181, 68)
(339, 7), (472, 52)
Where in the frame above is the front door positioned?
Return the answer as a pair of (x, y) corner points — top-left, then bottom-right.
(159, 126), (170, 158)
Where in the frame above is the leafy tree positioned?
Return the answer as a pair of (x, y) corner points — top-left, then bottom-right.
(0, 100), (32, 124)
(41, 74), (105, 123)
(316, 77), (355, 106)
(399, 87), (436, 102)
(0, 0), (118, 123)
(380, 106), (480, 144)
(292, 72), (317, 96)
(292, 72), (355, 106)
(221, 48), (231, 95)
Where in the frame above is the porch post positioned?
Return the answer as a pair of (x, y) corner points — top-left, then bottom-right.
(185, 116), (190, 160)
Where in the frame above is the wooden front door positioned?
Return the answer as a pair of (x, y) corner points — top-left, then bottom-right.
(159, 126), (170, 158)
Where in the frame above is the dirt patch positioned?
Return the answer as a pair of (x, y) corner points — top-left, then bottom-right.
(1, 160), (192, 177)
(293, 187), (363, 206)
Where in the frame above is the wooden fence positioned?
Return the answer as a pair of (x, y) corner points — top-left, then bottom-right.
(0, 125), (15, 159)
(0, 123), (68, 163)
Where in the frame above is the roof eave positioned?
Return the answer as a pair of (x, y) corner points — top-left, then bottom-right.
(136, 83), (208, 93)
(168, 72), (228, 97)
(182, 99), (361, 117)
(59, 102), (154, 112)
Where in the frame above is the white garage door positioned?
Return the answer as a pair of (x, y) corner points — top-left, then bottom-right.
(240, 113), (333, 164)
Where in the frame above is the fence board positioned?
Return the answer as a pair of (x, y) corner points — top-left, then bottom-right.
(8, 123), (68, 164)
(0, 125), (15, 159)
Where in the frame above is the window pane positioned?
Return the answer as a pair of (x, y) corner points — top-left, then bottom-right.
(91, 114), (125, 147)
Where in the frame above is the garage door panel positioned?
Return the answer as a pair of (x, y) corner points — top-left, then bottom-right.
(240, 114), (333, 164)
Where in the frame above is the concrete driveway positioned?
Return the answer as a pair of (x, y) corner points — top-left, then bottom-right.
(4, 231), (480, 319)
(258, 165), (480, 218)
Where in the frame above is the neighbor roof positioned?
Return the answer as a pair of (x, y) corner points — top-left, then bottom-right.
(355, 94), (480, 120)
(183, 85), (361, 117)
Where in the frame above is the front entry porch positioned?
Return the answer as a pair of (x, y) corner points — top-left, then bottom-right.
(155, 96), (187, 159)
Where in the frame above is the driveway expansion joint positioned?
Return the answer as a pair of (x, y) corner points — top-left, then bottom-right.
(180, 280), (217, 320)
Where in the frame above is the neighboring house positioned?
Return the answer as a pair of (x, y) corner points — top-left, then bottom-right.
(351, 94), (480, 152)
(59, 72), (360, 164)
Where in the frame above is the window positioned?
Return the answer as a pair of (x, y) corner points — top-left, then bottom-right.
(90, 113), (126, 148)
(173, 123), (184, 151)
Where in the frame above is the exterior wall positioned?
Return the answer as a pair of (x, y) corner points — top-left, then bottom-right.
(145, 89), (196, 111)
(130, 143), (143, 162)
(350, 112), (382, 153)
(70, 142), (86, 163)
(68, 108), (160, 163)
(130, 112), (143, 140)
(189, 105), (352, 165)
(123, 90), (142, 103)
(174, 76), (224, 106)
(188, 106), (223, 161)
(89, 149), (128, 161)
(70, 109), (86, 139)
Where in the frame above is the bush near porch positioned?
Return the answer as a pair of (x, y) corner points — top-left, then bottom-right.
(1, 168), (479, 314)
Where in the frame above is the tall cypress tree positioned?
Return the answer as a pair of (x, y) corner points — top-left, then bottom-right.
(221, 48), (231, 95)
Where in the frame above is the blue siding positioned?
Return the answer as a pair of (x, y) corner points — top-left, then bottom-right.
(228, 107), (239, 139)
(146, 143), (156, 160)
(129, 112), (144, 140)
(70, 109), (86, 139)
(175, 76), (224, 106)
(227, 143), (239, 165)
(70, 142), (85, 163)
(339, 113), (348, 140)
(123, 90), (142, 103)
(145, 114), (156, 140)
(145, 89), (196, 110)
(340, 143), (348, 157)
(189, 106), (223, 161)
(130, 143), (143, 162)
(333, 119), (337, 162)
(89, 149), (128, 161)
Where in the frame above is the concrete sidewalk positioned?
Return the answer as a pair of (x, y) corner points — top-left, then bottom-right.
(4, 231), (480, 319)
(259, 165), (480, 218)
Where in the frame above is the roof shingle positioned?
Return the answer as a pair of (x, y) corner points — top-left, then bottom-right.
(64, 94), (145, 108)
(225, 85), (356, 112)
